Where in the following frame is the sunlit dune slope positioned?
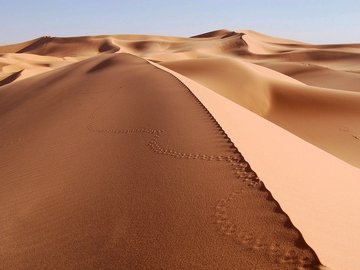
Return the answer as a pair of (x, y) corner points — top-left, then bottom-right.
(157, 63), (360, 270)
(161, 57), (360, 167)
(1, 29), (359, 167)
(0, 30), (360, 166)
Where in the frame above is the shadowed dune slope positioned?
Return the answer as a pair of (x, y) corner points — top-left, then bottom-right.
(0, 38), (42, 54)
(0, 36), (120, 57)
(0, 70), (22, 86)
(0, 53), (320, 269)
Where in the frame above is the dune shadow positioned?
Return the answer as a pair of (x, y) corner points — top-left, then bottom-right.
(0, 70), (23, 87)
(17, 36), (53, 54)
(87, 57), (116, 73)
(98, 41), (120, 53)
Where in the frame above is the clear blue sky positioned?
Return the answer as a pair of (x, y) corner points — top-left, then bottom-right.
(1, 0), (359, 45)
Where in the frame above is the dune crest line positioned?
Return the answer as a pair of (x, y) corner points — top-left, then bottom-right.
(84, 54), (321, 269)
(0, 53), (321, 269)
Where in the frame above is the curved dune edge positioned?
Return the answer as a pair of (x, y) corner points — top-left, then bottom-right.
(153, 62), (360, 270)
(0, 53), (321, 269)
(160, 57), (360, 168)
(1, 30), (359, 94)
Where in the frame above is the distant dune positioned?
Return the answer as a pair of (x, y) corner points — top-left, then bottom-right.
(1, 29), (359, 270)
(1, 29), (359, 167)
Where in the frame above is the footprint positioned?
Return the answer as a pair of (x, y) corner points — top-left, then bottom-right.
(234, 231), (255, 245)
(252, 238), (267, 250)
(298, 255), (315, 268)
(279, 249), (298, 264)
(219, 221), (236, 236)
(269, 243), (282, 257)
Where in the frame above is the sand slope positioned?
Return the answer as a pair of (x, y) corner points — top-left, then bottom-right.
(161, 57), (360, 167)
(0, 53), (82, 84)
(0, 53), (320, 269)
(160, 65), (360, 270)
(1, 29), (359, 269)
(1, 30), (359, 168)
(2, 30), (359, 90)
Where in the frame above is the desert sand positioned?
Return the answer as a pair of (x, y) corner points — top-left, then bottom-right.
(1, 29), (359, 269)
(1, 30), (359, 167)
(159, 65), (360, 270)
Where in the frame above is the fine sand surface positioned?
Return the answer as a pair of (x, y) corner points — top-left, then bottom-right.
(161, 57), (360, 168)
(0, 53), (319, 269)
(158, 64), (360, 270)
(1, 30), (359, 269)
(0, 53), (81, 85)
(1, 30), (359, 167)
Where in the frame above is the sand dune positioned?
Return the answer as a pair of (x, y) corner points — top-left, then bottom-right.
(1, 29), (359, 269)
(0, 53), (320, 269)
(3, 29), (358, 90)
(161, 57), (360, 167)
(159, 65), (360, 270)
(0, 36), (119, 56)
(0, 53), (81, 84)
(258, 62), (360, 92)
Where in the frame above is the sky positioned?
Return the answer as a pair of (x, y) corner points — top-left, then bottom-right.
(0, 0), (359, 45)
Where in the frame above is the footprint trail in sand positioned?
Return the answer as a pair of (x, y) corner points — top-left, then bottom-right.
(0, 53), (320, 269)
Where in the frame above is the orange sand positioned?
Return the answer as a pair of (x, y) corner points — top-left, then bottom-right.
(1, 29), (359, 269)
